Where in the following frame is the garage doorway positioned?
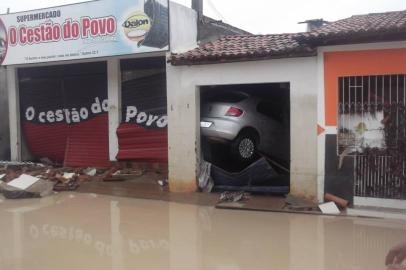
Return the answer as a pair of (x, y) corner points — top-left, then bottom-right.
(199, 83), (290, 193)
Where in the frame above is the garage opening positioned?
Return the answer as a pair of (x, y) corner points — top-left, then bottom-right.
(200, 83), (290, 193)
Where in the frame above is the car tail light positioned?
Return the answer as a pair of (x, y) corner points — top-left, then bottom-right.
(225, 106), (243, 117)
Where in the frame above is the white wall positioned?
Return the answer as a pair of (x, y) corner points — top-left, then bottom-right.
(167, 57), (319, 199)
(169, 2), (198, 54)
(0, 68), (10, 159)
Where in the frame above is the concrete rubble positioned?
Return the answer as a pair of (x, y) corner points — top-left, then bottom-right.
(219, 191), (250, 203)
(284, 194), (320, 212)
(0, 160), (146, 198)
(318, 201), (341, 215)
(324, 193), (349, 208)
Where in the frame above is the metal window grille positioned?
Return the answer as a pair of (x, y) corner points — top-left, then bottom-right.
(338, 75), (406, 199)
(354, 155), (406, 199)
(338, 75), (406, 155)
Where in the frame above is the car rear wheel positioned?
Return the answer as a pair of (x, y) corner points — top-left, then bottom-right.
(231, 131), (258, 164)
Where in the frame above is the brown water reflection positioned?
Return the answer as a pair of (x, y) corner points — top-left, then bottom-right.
(0, 192), (405, 270)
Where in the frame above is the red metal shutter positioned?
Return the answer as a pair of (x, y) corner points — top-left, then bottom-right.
(19, 63), (110, 167)
(117, 62), (168, 163)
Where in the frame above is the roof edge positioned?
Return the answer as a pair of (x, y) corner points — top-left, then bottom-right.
(296, 29), (406, 46)
(170, 50), (317, 66)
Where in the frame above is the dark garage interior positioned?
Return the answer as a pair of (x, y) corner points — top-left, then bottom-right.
(199, 83), (291, 193)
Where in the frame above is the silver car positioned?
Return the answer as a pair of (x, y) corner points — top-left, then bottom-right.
(201, 91), (289, 163)
(0, 27), (6, 63)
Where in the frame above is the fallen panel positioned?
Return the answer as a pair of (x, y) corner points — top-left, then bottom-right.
(211, 157), (289, 193)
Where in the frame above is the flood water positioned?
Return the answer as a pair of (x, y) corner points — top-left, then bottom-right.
(0, 192), (405, 270)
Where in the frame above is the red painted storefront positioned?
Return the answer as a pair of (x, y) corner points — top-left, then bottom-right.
(19, 58), (168, 167)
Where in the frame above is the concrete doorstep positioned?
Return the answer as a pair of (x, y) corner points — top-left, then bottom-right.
(346, 206), (406, 221)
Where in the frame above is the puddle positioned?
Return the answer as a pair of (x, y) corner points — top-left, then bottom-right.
(0, 192), (405, 270)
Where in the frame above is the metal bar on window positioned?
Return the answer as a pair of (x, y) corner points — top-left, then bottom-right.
(339, 74), (406, 199)
(397, 75), (399, 103)
(404, 75), (406, 105)
(382, 76), (385, 105)
(389, 75), (392, 103)
(376, 76), (378, 110)
(368, 76), (371, 106)
(397, 75), (399, 142)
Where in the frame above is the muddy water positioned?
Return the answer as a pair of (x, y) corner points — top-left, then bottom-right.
(0, 193), (405, 270)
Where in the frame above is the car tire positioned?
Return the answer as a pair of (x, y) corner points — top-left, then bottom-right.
(230, 131), (258, 164)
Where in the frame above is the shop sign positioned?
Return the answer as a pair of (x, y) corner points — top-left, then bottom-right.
(0, 0), (169, 65)
(23, 97), (168, 128)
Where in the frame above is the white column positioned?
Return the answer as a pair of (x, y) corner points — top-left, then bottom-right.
(7, 66), (21, 161)
(316, 50), (326, 203)
(107, 58), (121, 161)
(166, 60), (199, 192)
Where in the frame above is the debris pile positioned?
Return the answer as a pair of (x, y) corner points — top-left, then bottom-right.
(219, 191), (250, 203)
(324, 193), (349, 208)
(284, 193), (348, 215)
(0, 161), (146, 199)
(284, 194), (319, 212)
(318, 193), (348, 214)
(199, 158), (289, 194)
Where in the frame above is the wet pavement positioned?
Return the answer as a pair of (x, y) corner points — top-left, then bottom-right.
(0, 192), (405, 270)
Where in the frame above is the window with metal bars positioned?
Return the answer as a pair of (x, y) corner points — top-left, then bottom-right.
(338, 75), (406, 155)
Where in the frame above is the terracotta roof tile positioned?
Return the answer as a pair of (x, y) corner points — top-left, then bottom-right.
(170, 34), (316, 65)
(300, 10), (406, 43)
(171, 10), (406, 65)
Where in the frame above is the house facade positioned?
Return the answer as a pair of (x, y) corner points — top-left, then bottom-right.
(170, 11), (406, 208)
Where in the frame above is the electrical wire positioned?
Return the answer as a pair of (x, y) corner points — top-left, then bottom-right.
(206, 0), (228, 23)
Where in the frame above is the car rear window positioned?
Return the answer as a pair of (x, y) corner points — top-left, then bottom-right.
(209, 92), (248, 103)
